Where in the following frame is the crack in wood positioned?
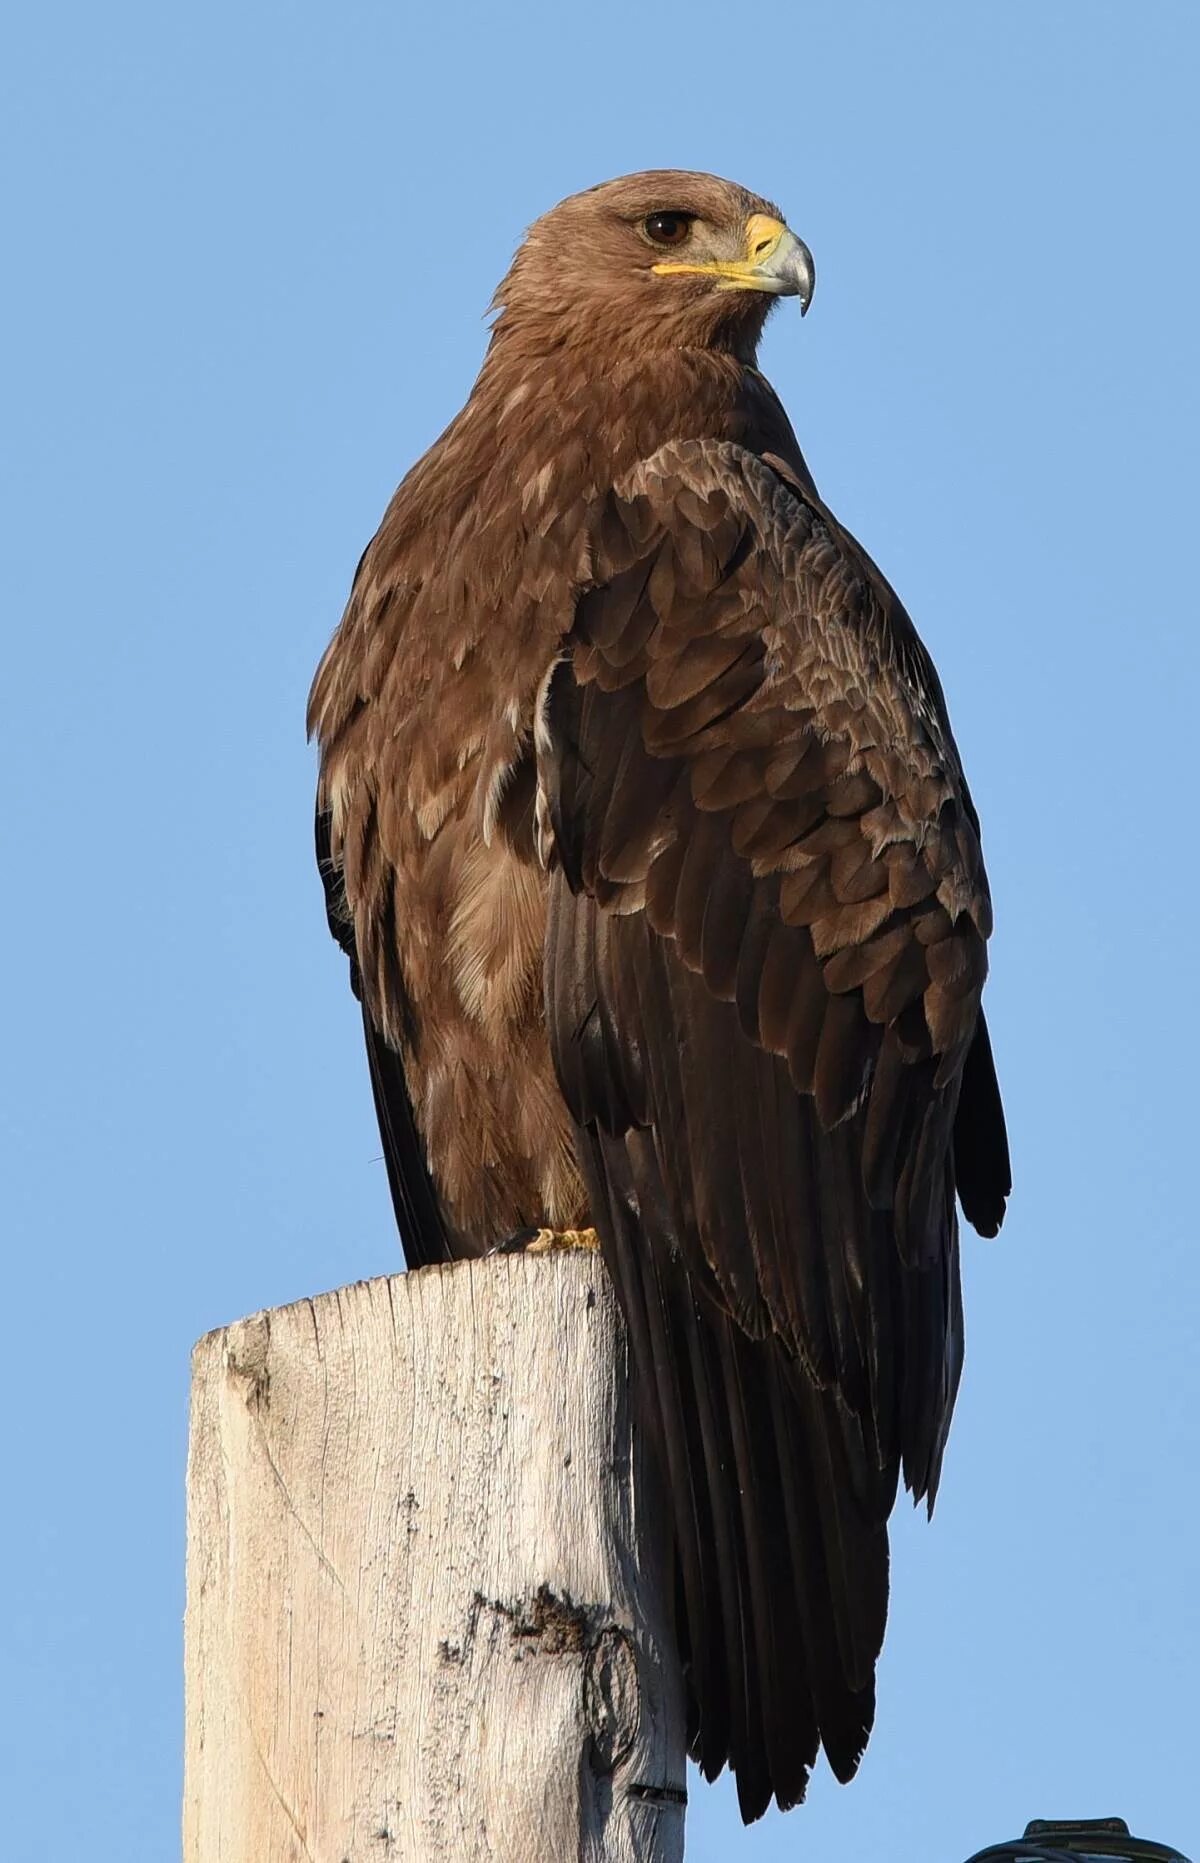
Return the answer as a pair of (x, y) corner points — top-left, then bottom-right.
(627, 1781), (688, 1808)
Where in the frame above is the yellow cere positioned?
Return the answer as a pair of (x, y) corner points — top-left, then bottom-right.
(742, 214), (787, 263)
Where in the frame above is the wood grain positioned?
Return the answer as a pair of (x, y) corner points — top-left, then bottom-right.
(183, 1253), (686, 1862)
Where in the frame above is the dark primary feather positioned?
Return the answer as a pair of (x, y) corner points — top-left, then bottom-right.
(542, 437), (1008, 1817)
(315, 805), (454, 1266)
(954, 1012), (1011, 1237)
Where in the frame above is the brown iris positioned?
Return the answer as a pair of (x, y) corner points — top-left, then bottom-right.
(643, 211), (692, 247)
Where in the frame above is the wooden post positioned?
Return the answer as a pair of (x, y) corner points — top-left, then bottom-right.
(183, 1252), (688, 1862)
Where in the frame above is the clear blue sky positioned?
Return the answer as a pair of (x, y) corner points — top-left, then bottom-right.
(4, 2), (1197, 1857)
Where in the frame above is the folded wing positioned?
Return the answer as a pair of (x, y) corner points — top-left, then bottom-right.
(540, 438), (1010, 1817)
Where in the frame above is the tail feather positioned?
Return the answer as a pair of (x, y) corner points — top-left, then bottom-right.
(582, 1123), (889, 1821)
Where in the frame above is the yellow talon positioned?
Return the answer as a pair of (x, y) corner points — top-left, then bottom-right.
(524, 1226), (600, 1255)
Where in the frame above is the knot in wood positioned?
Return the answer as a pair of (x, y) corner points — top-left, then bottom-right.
(584, 1625), (639, 1774)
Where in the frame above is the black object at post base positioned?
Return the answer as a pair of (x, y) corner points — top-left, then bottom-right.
(963, 1817), (1193, 1863)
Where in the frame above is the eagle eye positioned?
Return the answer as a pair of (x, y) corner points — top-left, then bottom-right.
(643, 211), (693, 248)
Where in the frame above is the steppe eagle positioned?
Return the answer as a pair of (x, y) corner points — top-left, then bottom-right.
(308, 170), (1011, 1820)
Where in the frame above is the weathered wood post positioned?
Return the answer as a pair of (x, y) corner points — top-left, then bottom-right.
(183, 1251), (688, 1862)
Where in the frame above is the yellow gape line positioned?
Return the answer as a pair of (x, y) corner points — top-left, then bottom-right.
(652, 213), (789, 288)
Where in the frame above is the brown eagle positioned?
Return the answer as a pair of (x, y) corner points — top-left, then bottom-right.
(308, 170), (1010, 1821)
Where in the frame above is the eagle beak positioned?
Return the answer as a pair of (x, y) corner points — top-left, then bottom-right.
(652, 214), (816, 314)
(742, 218), (816, 313)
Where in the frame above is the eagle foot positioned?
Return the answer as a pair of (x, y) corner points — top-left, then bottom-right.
(497, 1226), (600, 1256)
